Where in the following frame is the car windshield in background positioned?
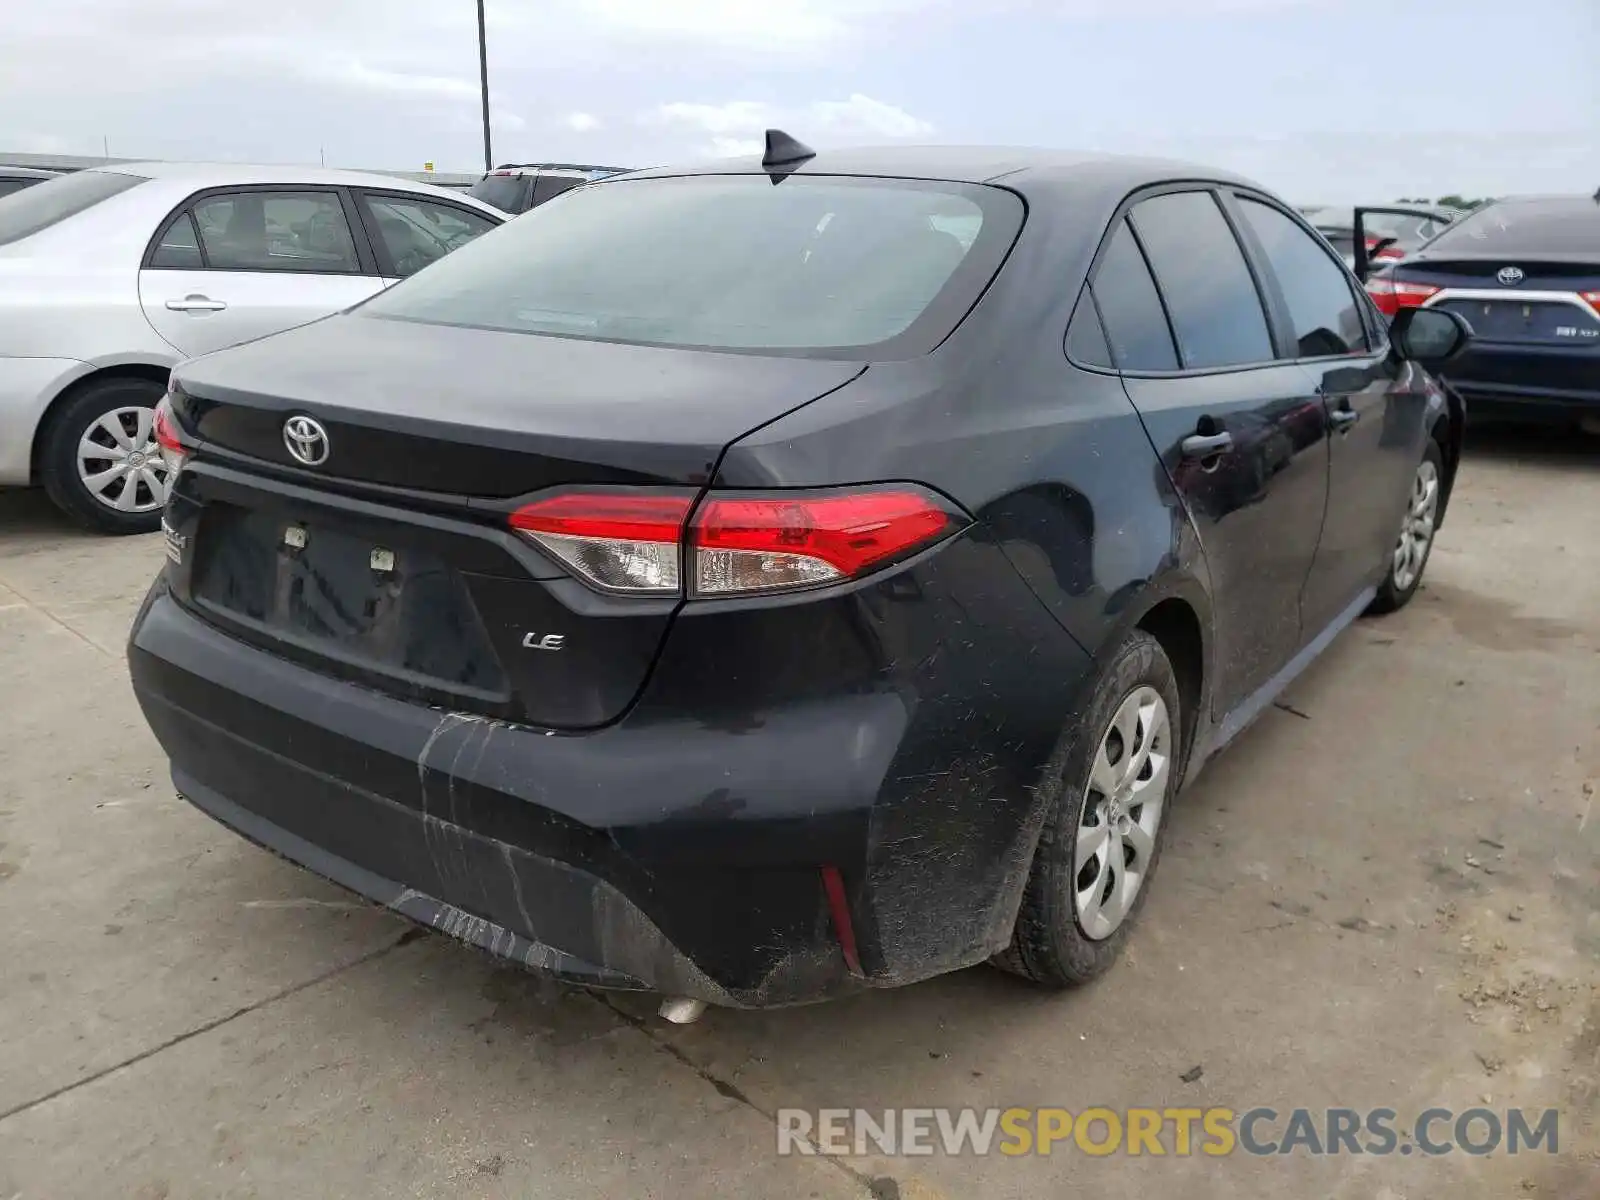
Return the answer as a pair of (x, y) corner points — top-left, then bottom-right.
(1423, 197), (1600, 255)
(0, 170), (144, 246)
(359, 174), (1023, 358)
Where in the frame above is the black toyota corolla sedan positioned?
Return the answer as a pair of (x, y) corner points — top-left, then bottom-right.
(130, 134), (1472, 1012)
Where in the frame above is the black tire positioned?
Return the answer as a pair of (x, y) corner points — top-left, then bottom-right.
(38, 376), (168, 536)
(993, 629), (1182, 988)
(1367, 438), (1444, 616)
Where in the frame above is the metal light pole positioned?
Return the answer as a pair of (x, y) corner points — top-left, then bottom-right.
(476, 0), (493, 173)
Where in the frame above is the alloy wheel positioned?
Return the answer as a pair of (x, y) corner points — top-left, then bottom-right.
(1074, 685), (1171, 940)
(77, 405), (170, 514)
(1391, 459), (1439, 593)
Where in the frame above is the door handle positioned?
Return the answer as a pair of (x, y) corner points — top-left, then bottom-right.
(1180, 431), (1233, 458)
(166, 295), (227, 312)
(1329, 408), (1359, 430)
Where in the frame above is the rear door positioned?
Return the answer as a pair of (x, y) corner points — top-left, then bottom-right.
(1232, 193), (1419, 636)
(139, 186), (385, 358)
(1091, 188), (1331, 715)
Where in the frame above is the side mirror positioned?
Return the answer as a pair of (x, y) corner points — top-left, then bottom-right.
(1391, 306), (1472, 367)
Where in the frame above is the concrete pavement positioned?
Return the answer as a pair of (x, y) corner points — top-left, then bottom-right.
(1, 428), (1595, 1199)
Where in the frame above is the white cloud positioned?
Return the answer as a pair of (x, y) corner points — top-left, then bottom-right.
(564, 0), (936, 50)
(654, 93), (932, 157)
(562, 111), (603, 132)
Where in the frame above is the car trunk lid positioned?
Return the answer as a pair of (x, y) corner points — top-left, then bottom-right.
(1397, 256), (1600, 348)
(166, 313), (867, 728)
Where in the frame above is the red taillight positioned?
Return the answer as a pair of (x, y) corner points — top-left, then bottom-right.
(509, 492), (692, 594)
(152, 395), (189, 475)
(1581, 290), (1600, 317)
(692, 490), (954, 595)
(1366, 276), (1440, 317)
(1373, 246), (1406, 262)
(509, 486), (959, 598)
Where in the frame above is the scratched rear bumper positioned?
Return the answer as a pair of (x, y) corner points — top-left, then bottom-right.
(126, 579), (883, 1007)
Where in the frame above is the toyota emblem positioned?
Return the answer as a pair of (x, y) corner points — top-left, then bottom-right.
(283, 415), (331, 466)
(1496, 265), (1525, 286)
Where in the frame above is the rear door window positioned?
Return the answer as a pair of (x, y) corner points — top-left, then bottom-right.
(191, 190), (361, 273)
(1130, 190), (1275, 370)
(1237, 198), (1369, 357)
(1088, 219), (1178, 371)
(0, 170), (144, 246)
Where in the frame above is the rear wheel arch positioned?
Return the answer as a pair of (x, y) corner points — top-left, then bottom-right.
(1427, 379), (1464, 529)
(1134, 596), (1206, 783)
(32, 362), (172, 480)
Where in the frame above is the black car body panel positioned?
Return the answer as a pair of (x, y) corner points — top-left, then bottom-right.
(129, 146), (1460, 1005)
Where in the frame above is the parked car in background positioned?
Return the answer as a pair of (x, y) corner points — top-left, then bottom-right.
(1365, 192), (1600, 431)
(130, 136), (1471, 1016)
(0, 165), (61, 199)
(1302, 203), (1464, 268)
(0, 163), (503, 532)
(466, 162), (632, 214)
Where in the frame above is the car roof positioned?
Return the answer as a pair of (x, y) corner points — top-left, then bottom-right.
(622, 144), (1265, 195)
(97, 160), (492, 197)
(0, 165), (60, 180)
(490, 163), (630, 175)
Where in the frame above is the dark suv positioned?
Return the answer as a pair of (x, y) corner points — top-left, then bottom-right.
(1366, 193), (1600, 430)
(129, 140), (1471, 1013)
(466, 162), (631, 215)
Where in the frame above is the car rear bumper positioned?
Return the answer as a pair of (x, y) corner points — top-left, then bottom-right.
(1443, 346), (1599, 425)
(129, 569), (1083, 1006)
(1451, 383), (1599, 425)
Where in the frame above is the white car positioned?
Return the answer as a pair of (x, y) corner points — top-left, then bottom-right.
(0, 163), (504, 533)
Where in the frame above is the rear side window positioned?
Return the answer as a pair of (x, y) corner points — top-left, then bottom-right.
(149, 212), (203, 268)
(1237, 198), (1368, 357)
(191, 190), (360, 273)
(531, 174), (583, 208)
(358, 174), (1024, 359)
(1130, 191), (1275, 370)
(1066, 289), (1113, 367)
(1089, 220), (1178, 371)
(467, 173), (529, 213)
(0, 170), (144, 246)
(1424, 198), (1600, 255)
(361, 194), (498, 277)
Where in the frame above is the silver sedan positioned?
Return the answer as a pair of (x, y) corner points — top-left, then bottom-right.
(0, 162), (503, 533)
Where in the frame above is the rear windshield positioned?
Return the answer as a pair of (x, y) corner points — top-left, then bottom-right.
(359, 174), (1024, 358)
(1424, 198), (1600, 256)
(466, 174), (527, 213)
(0, 170), (144, 246)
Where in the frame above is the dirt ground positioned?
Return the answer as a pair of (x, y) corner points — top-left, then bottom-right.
(0, 426), (1595, 1200)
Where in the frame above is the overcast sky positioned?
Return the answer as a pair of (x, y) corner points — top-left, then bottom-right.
(5, 0), (1597, 202)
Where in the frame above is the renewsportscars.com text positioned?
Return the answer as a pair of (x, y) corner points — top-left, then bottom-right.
(775, 1106), (1561, 1158)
